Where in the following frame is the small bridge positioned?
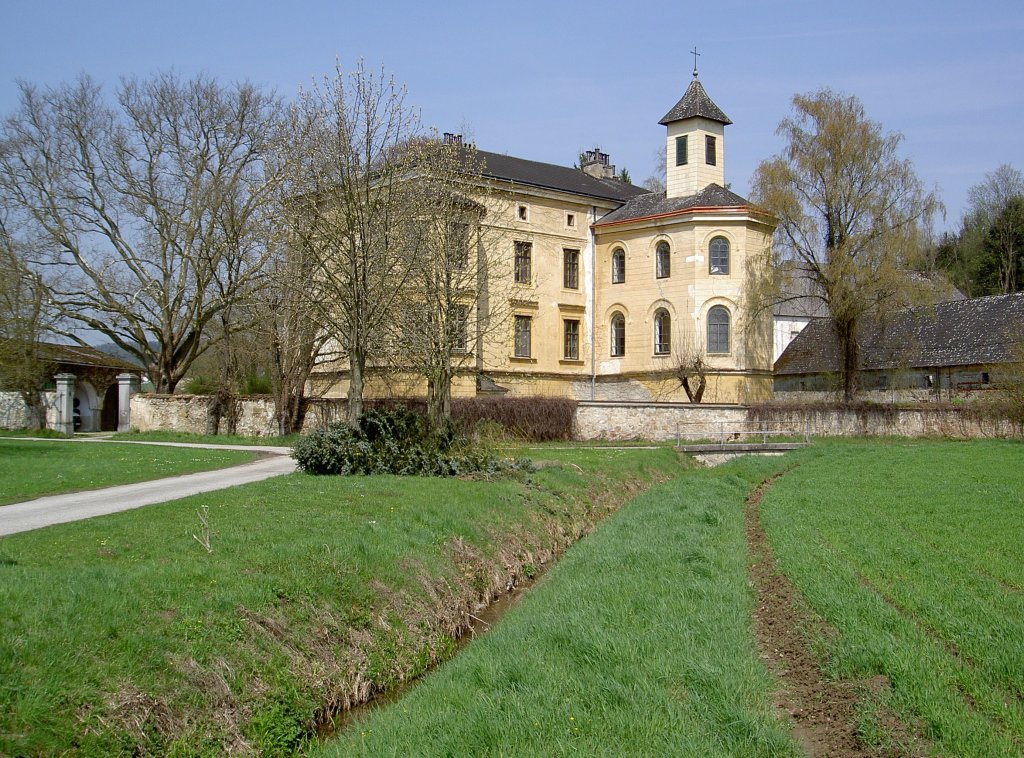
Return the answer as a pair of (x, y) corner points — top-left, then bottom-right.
(675, 420), (810, 455)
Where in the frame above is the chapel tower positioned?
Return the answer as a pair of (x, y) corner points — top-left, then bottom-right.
(660, 69), (732, 198)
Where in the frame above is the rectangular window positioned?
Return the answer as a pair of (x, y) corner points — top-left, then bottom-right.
(514, 315), (532, 358)
(611, 249), (625, 283)
(563, 248), (579, 289)
(449, 222), (469, 270)
(708, 324), (729, 354)
(514, 241), (532, 284)
(451, 304), (469, 353)
(566, 213), (576, 228)
(656, 244), (670, 279)
(705, 135), (717, 166)
(517, 204), (529, 222)
(675, 135), (688, 166)
(563, 319), (580, 360)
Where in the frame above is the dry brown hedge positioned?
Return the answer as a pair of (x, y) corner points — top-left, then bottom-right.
(362, 397), (577, 441)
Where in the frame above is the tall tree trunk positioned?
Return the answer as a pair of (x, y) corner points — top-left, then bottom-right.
(347, 340), (365, 429)
(835, 317), (860, 403)
(425, 365), (453, 430)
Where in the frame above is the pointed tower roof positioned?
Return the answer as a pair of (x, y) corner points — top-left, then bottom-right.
(658, 76), (732, 126)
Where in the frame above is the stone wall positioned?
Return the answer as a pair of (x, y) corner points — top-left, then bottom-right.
(128, 393), (1023, 442)
(0, 392), (30, 429)
(574, 400), (1022, 442)
(746, 404), (1021, 440)
(129, 394), (349, 436)
(574, 401), (749, 442)
(0, 391), (56, 430)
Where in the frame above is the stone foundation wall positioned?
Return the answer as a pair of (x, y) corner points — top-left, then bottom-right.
(128, 394), (1023, 442)
(574, 401), (749, 442)
(0, 391), (56, 430)
(574, 401), (1022, 442)
(129, 394), (349, 436)
(0, 392), (30, 429)
(746, 404), (1021, 440)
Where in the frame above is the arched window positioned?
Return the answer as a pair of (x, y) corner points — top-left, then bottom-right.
(709, 237), (730, 275)
(610, 312), (625, 357)
(707, 306), (730, 353)
(656, 241), (670, 279)
(611, 248), (625, 283)
(654, 309), (671, 355)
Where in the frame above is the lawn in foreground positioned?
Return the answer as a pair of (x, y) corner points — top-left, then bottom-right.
(0, 447), (678, 755)
(316, 454), (798, 757)
(761, 438), (1024, 756)
(0, 439), (257, 504)
(112, 429), (300, 447)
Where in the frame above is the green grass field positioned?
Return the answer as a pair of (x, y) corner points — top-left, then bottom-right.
(761, 439), (1024, 756)
(0, 446), (679, 756)
(0, 439), (257, 504)
(316, 454), (798, 757)
(3, 437), (1021, 756)
(112, 429), (300, 446)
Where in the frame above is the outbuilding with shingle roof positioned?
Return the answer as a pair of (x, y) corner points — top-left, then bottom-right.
(774, 293), (1024, 396)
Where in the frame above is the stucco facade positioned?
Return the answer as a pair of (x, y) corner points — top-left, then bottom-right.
(317, 74), (775, 405)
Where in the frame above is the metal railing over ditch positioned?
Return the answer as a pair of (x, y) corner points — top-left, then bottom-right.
(675, 420), (811, 449)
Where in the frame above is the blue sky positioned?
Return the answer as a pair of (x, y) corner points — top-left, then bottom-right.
(2, 0), (1022, 231)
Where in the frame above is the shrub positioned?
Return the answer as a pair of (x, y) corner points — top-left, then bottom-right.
(451, 397), (576, 441)
(182, 376), (218, 395)
(293, 406), (531, 476)
(242, 373), (273, 395)
(353, 397), (576, 441)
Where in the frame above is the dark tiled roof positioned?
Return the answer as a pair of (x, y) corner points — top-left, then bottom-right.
(474, 150), (648, 203)
(594, 184), (751, 226)
(39, 342), (139, 371)
(659, 78), (732, 126)
(773, 296), (829, 319)
(774, 293), (1024, 375)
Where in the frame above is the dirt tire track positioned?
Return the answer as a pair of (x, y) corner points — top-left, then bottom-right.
(745, 471), (876, 757)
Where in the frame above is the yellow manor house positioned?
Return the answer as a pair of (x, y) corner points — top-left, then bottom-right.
(320, 73), (776, 404)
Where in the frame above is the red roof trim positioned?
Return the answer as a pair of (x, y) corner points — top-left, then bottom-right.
(592, 204), (753, 229)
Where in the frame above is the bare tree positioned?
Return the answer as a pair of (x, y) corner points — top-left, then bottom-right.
(256, 228), (335, 435)
(675, 342), (709, 404)
(392, 138), (514, 429)
(934, 164), (1024, 296)
(967, 166), (1024, 295)
(280, 62), (430, 427)
(967, 164), (1024, 227)
(980, 196), (1024, 294)
(751, 89), (940, 402)
(0, 215), (55, 427)
(0, 73), (283, 392)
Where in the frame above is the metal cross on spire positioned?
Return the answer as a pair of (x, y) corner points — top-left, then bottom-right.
(691, 46), (701, 78)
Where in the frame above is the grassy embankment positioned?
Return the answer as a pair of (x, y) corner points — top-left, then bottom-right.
(319, 438), (1024, 757)
(760, 438), (1024, 756)
(0, 446), (678, 755)
(0, 438), (256, 504)
(317, 453), (800, 756)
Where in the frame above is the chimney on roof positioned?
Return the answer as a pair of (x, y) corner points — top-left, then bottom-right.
(443, 132), (464, 146)
(581, 147), (615, 179)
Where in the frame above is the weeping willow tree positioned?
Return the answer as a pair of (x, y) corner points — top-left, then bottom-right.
(751, 89), (940, 401)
